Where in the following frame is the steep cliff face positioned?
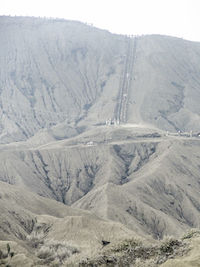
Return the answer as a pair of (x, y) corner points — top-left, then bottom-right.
(1, 16), (200, 143)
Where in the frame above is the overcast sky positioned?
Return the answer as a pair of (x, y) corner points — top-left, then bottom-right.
(1, 0), (200, 42)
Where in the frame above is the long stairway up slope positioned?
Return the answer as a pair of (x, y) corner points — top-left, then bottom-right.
(1, 17), (200, 143)
(115, 36), (137, 124)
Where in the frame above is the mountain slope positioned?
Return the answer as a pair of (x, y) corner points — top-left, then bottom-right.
(0, 126), (200, 239)
(128, 35), (200, 131)
(1, 16), (200, 143)
(73, 137), (200, 238)
(0, 181), (138, 266)
(0, 16), (200, 265)
(0, 16), (126, 143)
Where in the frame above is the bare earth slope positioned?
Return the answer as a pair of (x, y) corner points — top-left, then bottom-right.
(1, 16), (200, 143)
(0, 126), (200, 240)
(128, 36), (200, 131)
(0, 181), (138, 266)
(0, 16), (126, 143)
(1, 16), (200, 266)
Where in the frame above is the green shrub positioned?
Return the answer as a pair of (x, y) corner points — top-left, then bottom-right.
(160, 238), (180, 254)
(182, 229), (200, 240)
(111, 238), (142, 253)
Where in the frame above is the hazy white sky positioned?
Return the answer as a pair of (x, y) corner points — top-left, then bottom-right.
(1, 0), (200, 42)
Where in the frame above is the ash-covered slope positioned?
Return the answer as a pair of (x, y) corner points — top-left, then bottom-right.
(0, 181), (137, 266)
(0, 16), (126, 143)
(1, 15), (200, 246)
(0, 180), (91, 241)
(0, 126), (200, 239)
(72, 136), (200, 238)
(128, 35), (200, 131)
(1, 16), (200, 143)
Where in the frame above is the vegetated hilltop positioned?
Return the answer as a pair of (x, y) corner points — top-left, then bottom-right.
(1, 16), (200, 143)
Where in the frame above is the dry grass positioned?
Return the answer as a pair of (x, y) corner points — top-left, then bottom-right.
(26, 229), (79, 265)
(37, 239), (79, 265)
(26, 231), (46, 248)
(182, 229), (200, 240)
(79, 236), (188, 267)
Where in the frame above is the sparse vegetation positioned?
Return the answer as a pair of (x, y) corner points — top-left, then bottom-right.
(111, 238), (142, 253)
(79, 236), (188, 266)
(26, 231), (45, 248)
(159, 237), (181, 254)
(27, 229), (80, 265)
(0, 243), (15, 266)
(182, 229), (200, 240)
(36, 239), (79, 265)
